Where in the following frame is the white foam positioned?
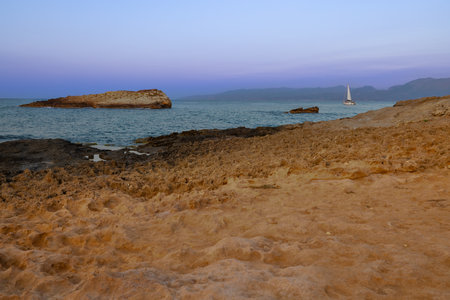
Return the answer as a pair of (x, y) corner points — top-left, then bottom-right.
(128, 150), (150, 156)
(91, 154), (105, 162)
(89, 144), (124, 151)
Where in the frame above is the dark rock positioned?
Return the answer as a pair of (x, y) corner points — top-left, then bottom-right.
(288, 106), (319, 114)
(0, 139), (100, 178)
(135, 126), (286, 149)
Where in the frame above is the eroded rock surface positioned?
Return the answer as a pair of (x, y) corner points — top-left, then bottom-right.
(1, 95), (450, 299)
(20, 89), (172, 109)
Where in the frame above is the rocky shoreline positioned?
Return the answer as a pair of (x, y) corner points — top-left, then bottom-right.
(1, 95), (449, 299)
(0, 125), (301, 180)
(3, 95), (448, 179)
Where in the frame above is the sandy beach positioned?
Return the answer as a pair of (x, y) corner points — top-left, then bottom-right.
(0, 95), (449, 299)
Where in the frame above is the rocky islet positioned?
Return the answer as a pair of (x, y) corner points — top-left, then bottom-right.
(20, 89), (172, 109)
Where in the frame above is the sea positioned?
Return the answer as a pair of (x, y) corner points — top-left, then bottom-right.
(0, 98), (395, 146)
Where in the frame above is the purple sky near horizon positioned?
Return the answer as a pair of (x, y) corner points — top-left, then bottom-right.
(1, 0), (450, 98)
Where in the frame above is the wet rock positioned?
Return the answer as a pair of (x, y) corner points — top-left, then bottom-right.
(0, 139), (99, 179)
(135, 126), (288, 149)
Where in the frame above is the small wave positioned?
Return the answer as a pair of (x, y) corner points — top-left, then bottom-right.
(0, 134), (36, 142)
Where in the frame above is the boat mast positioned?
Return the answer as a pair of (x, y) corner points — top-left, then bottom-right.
(347, 84), (352, 101)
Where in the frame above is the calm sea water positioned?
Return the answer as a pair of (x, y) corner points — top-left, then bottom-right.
(0, 98), (394, 146)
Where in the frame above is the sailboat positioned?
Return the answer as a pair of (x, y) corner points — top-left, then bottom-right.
(343, 84), (356, 105)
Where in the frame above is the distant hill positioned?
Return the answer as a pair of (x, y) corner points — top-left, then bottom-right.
(178, 78), (450, 102)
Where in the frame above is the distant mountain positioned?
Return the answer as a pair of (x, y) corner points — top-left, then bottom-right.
(178, 78), (450, 102)
(383, 78), (450, 100)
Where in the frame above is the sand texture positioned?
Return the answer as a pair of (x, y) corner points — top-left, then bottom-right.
(1, 95), (449, 299)
(20, 89), (172, 109)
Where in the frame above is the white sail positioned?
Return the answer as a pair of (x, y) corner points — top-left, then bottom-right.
(343, 84), (356, 105)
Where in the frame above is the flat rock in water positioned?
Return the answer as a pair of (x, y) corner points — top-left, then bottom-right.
(20, 89), (172, 109)
(288, 106), (319, 114)
(135, 126), (286, 148)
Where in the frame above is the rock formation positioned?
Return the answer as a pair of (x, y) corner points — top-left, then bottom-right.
(288, 106), (319, 113)
(20, 89), (172, 109)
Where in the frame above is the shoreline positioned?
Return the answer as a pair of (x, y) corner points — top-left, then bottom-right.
(1, 95), (447, 179)
(1, 95), (449, 298)
(1, 97), (397, 147)
(0, 124), (301, 179)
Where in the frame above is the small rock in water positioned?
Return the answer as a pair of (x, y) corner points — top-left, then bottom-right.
(288, 106), (319, 114)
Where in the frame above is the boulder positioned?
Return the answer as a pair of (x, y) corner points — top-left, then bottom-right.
(288, 106), (319, 114)
(20, 89), (172, 109)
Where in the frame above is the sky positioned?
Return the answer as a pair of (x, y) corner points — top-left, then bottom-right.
(1, 0), (450, 98)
